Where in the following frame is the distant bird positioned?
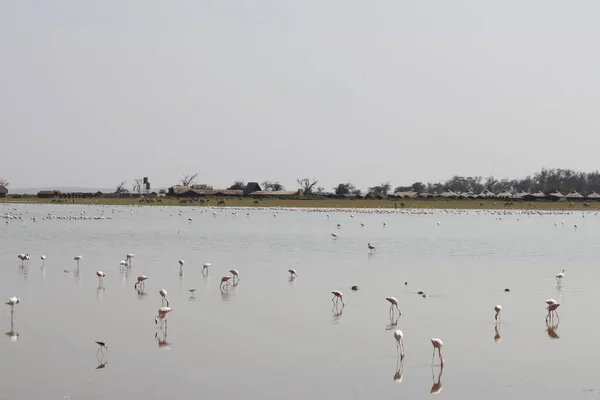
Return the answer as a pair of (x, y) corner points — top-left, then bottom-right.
(336, 224), (341, 229)
(431, 338), (444, 365)
(74, 255), (82, 267)
(546, 301), (560, 320)
(546, 299), (558, 306)
(178, 260), (185, 271)
(494, 304), (502, 321)
(220, 276), (232, 289)
(360, 223), (364, 227)
(229, 269), (240, 282)
(17, 253), (29, 266)
(126, 253), (135, 267)
(331, 232), (338, 238)
(155, 307), (172, 328)
(95, 341), (107, 354)
(96, 271), (105, 285)
(40, 255), (46, 266)
(5, 296), (20, 314)
(351, 285), (359, 291)
(394, 329), (404, 359)
(119, 260), (128, 267)
(159, 289), (169, 306)
(288, 269), (297, 278)
(383, 222), (387, 227)
(202, 263), (211, 274)
(188, 289), (196, 297)
(386, 297), (401, 316)
(556, 269), (565, 284)
(437, 222), (440, 227)
(331, 290), (344, 306)
(368, 243), (376, 253)
(134, 275), (148, 290)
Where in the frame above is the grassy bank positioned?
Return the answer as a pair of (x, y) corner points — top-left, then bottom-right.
(2, 196), (598, 210)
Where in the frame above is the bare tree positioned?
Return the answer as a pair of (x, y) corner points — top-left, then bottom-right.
(297, 177), (319, 194)
(0, 178), (8, 187)
(180, 173), (198, 186)
(133, 179), (143, 195)
(115, 180), (127, 194)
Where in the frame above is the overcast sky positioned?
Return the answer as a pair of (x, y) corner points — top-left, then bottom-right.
(2, 1), (599, 191)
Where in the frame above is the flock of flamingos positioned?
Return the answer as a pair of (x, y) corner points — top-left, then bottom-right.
(1, 204), (577, 393)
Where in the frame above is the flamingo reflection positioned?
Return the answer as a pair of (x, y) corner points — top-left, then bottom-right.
(331, 303), (344, 323)
(393, 356), (404, 383)
(5, 320), (19, 342)
(430, 364), (444, 394)
(494, 324), (501, 343)
(155, 327), (171, 349)
(546, 320), (560, 339)
(386, 314), (400, 331)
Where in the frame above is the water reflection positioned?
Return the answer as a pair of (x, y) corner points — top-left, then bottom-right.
(393, 356), (404, 383)
(96, 286), (105, 300)
(220, 288), (231, 302)
(546, 320), (560, 339)
(331, 304), (344, 323)
(430, 364), (444, 394)
(74, 268), (81, 284)
(137, 288), (148, 299)
(18, 266), (28, 284)
(494, 324), (501, 343)
(386, 314), (400, 331)
(96, 352), (108, 369)
(5, 320), (19, 342)
(155, 328), (171, 349)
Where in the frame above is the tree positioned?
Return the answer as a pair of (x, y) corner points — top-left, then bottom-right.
(180, 173), (198, 186)
(133, 179), (144, 195)
(297, 177), (319, 195)
(368, 181), (391, 197)
(261, 181), (284, 191)
(0, 178), (8, 187)
(115, 180), (127, 194)
(334, 183), (356, 196)
(228, 180), (246, 190)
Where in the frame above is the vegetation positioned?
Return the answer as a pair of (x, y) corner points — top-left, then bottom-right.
(0, 178), (8, 187)
(297, 178), (319, 194)
(227, 180), (246, 190)
(180, 173), (198, 186)
(261, 181), (284, 191)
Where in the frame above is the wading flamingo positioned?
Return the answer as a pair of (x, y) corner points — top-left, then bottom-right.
(431, 338), (444, 366)
(159, 289), (169, 306)
(288, 269), (297, 278)
(368, 243), (376, 253)
(202, 263), (211, 274)
(331, 291), (344, 306)
(494, 304), (502, 321)
(134, 275), (148, 290)
(556, 269), (565, 284)
(220, 276), (232, 289)
(394, 329), (404, 359)
(74, 255), (82, 268)
(229, 269), (240, 283)
(386, 297), (401, 317)
(96, 271), (105, 285)
(155, 307), (172, 328)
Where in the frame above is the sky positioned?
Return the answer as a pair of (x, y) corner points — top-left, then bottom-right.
(2, 1), (600, 192)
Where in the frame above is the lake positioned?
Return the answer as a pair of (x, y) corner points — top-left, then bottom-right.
(1, 204), (599, 399)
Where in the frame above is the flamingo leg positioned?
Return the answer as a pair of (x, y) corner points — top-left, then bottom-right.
(439, 350), (444, 366)
(332, 296), (336, 304)
(400, 340), (404, 359)
(432, 349), (435, 365)
(340, 298), (345, 306)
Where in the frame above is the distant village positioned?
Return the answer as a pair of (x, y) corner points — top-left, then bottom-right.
(1, 181), (599, 203)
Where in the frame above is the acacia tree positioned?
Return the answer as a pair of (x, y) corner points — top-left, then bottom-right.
(180, 173), (198, 186)
(115, 180), (127, 194)
(228, 180), (246, 190)
(297, 177), (319, 194)
(368, 181), (391, 196)
(261, 181), (284, 191)
(334, 183), (356, 196)
(0, 178), (8, 187)
(133, 179), (144, 195)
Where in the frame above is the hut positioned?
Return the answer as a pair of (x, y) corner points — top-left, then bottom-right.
(0, 185), (7, 198)
(439, 190), (457, 199)
(243, 182), (262, 196)
(548, 191), (565, 201)
(495, 191), (512, 198)
(585, 191), (600, 201)
(37, 190), (62, 198)
(478, 189), (495, 198)
(565, 191), (584, 201)
(511, 191), (529, 200)
(249, 190), (300, 198)
(523, 191), (545, 202)
(392, 191), (418, 199)
(417, 192), (434, 198)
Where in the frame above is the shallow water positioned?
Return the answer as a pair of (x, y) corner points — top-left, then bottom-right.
(1, 204), (600, 399)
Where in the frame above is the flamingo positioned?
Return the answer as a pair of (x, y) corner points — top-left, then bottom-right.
(96, 271), (105, 285)
(331, 290), (344, 306)
(386, 297), (401, 316)
(155, 307), (172, 328)
(95, 341), (108, 355)
(368, 243), (376, 253)
(17, 253), (29, 266)
(119, 260), (128, 267)
(134, 275), (148, 290)
(220, 276), (232, 289)
(556, 269), (565, 284)
(159, 289), (169, 306)
(331, 232), (338, 239)
(546, 299), (558, 306)
(229, 269), (240, 282)
(288, 269), (297, 278)
(5, 296), (20, 313)
(431, 338), (444, 365)
(546, 302), (560, 321)
(394, 329), (404, 359)
(126, 253), (135, 267)
(178, 260), (185, 271)
(74, 255), (82, 267)
(202, 263), (211, 274)
(40, 255), (46, 266)
(494, 304), (502, 321)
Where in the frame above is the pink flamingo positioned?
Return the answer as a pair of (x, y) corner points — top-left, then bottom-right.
(220, 276), (232, 289)
(546, 301), (560, 321)
(431, 338), (444, 365)
(368, 243), (376, 253)
(155, 307), (172, 328)
(331, 290), (344, 306)
(159, 289), (169, 306)
(135, 275), (148, 290)
(96, 271), (105, 285)
(386, 297), (401, 316)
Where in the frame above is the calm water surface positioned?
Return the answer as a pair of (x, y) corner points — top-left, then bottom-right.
(1, 204), (600, 399)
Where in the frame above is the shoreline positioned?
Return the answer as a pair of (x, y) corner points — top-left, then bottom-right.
(1, 197), (597, 211)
